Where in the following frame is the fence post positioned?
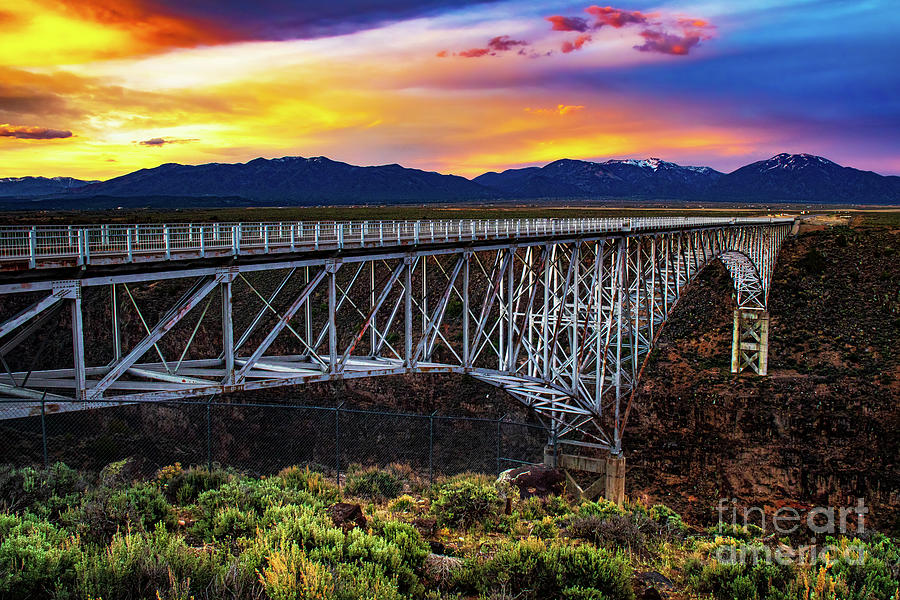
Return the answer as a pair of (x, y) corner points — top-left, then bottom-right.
(206, 396), (212, 470)
(429, 411), (436, 484)
(496, 413), (507, 475)
(335, 403), (343, 486)
(29, 226), (37, 269)
(40, 391), (48, 468)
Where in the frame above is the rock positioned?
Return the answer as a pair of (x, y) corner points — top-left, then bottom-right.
(635, 571), (674, 600)
(412, 517), (437, 537)
(327, 502), (367, 531)
(641, 588), (664, 600)
(497, 465), (564, 498)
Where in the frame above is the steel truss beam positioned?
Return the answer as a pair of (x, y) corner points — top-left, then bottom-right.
(0, 220), (792, 453)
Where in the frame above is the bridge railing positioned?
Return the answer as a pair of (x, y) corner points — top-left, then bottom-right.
(0, 216), (788, 269)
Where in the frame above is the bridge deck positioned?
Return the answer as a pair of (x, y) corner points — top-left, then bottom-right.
(0, 216), (787, 272)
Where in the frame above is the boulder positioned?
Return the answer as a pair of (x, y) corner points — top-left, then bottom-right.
(412, 517), (437, 537)
(498, 465), (564, 498)
(327, 502), (367, 531)
(635, 571), (674, 600)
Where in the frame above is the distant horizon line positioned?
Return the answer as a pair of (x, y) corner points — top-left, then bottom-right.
(5, 151), (899, 182)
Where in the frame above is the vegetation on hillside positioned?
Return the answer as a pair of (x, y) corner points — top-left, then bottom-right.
(0, 461), (897, 600)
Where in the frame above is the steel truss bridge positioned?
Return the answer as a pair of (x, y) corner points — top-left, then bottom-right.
(0, 216), (793, 453)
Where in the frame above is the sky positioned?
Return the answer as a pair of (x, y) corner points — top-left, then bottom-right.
(1, 0), (898, 180)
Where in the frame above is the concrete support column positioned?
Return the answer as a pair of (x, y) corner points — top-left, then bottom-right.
(604, 455), (626, 505)
(731, 309), (769, 375)
(543, 446), (626, 505)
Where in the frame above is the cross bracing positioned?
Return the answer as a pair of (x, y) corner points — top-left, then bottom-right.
(0, 217), (793, 453)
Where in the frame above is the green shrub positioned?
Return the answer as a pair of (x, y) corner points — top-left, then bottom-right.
(431, 477), (502, 528)
(531, 516), (560, 540)
(648, 504), (686, 533)
(517, 495), (548, 520)
(78, 524), (248, 599)
(545, 495), (573, 517)
(707, 522), (764, 541)
(160, 465), (232, 504)
(277, 466), (341, 504)
(61, 481), (175, 545)
(257, 539), (336, 600)
(684, 542), (795, 600)
(251, 505), (425, 597)
(372, 519), (430, 574)
(0, 463), (84, 518)
(258, 536), (409, 600)
(0, 514), (81, 599)
(566, 515), (646, 554)
(577, 498), (625, 520)
(812, 535), (900, 600)
(388, 494), (416, 513)
(191, 477), (323, 541)
(562, 585), (610, 599)
(454, 537), (634, 600)
(211, 505), (259, 542)
(345, 466), (402, 501)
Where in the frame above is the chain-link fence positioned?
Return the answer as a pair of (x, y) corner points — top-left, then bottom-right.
(0, 398), (548, 482)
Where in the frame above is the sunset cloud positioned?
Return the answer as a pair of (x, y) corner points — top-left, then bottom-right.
(584, 6), (649, 28)
(137, 137), (199, 146)
(0, 0), (893, 181)
(543, 5), (713, 57)
(545, 15), (590, 32)
(488, 35), (528, 51)
(634, 16), (713, 55)
(46, 0), (240, 50)
(444, 34), (529, 58)
(0, 123), (72, 139)
(634, 29), (703, 55)
(561, 34), (592, 53)
(458, 47), (491, 58)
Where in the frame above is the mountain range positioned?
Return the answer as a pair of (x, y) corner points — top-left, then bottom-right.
(2, 153), (898, 208)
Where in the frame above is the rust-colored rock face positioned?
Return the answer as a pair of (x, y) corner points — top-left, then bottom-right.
(627, 224), (899, 531)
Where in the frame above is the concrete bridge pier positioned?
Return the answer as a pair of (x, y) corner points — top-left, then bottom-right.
(545, 446), (627, 505)
(731, 309), (770, 375)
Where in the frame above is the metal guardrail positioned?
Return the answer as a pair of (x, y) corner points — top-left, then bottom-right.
(0, 216), (791, 270)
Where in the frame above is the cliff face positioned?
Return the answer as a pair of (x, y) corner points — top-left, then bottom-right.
(627, 222), (900, 530)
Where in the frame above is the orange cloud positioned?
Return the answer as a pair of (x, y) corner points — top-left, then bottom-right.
(450, 34), (529, 58)
(458, 47), (491, 58)
(542, 6), (713, 57)
(546, 15), (591, 32)
(0, 123), (72, 139)
(585, 6), (650, 28)
(562, 34), (593, 53)
(45, 0), (240, 51)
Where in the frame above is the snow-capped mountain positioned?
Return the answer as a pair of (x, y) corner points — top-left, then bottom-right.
(1, 152), (897, 207)
(474, 157), (723, 199)
(710, 153), (900, 203)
